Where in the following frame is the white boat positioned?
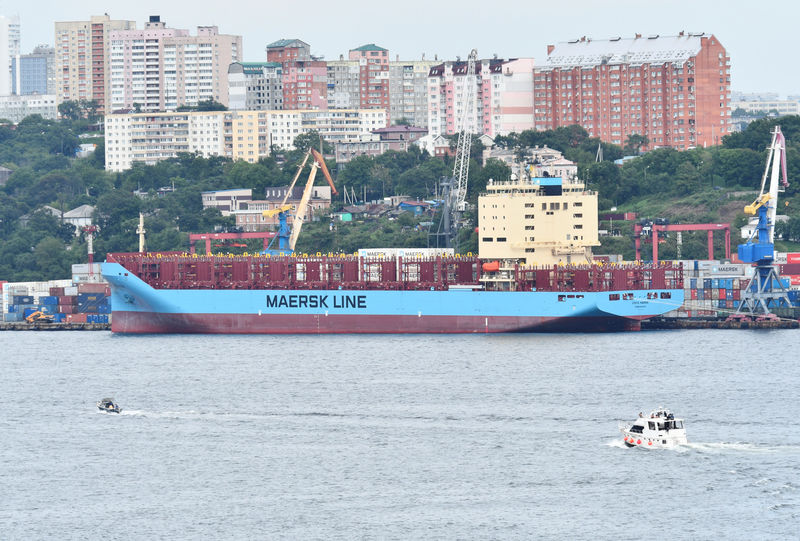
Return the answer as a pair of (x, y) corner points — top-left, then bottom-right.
(620, 407), (687, 448)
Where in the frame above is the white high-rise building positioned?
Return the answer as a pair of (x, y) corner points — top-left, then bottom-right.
(0, 15), (21, 95)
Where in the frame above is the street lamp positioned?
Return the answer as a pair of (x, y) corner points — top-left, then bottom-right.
(644, 165), (650, 184)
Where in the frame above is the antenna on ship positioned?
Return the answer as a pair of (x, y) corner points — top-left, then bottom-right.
(83, 225), (99, 277)
(137, 212), (146, 253)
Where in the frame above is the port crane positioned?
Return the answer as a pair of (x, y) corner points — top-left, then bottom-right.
(735, 125), (792, 316)
(262, 148), (337, 254)
(432, 48), (477, 250)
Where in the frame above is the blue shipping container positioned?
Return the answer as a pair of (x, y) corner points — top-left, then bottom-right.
(98, 304), (111, 314)
(712, 279), (720, 289)
(690, 279), (697, 289)
(7, 304), (17, 313)
(53, 313), (66, 323)
(40, 296), (59, 305)
(13, 295), (33, 305)
(703, 279), (712, 289)
(23, 308), (38, 318)
(40, 305), (58, 314)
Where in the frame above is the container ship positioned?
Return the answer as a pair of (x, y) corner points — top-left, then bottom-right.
(101, 254), (682, 333)
(101, 173), (684, 334)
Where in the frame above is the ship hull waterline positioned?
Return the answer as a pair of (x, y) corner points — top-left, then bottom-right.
(110, 311), (653, 334)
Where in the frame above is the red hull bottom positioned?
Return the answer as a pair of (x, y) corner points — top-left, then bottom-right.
(111, 311), (646, 334)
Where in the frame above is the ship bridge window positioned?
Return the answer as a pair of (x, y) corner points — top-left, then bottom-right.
(482, 237), (493, 242)
(649, 422), (656, 430)
(558, 295), (566, 302)
(660, 292), (671, 299)
(609, 293), (620, 301)
(623, 293), (634, 300)
(629, 424), (644, 433)
(496, 237), (507, 242)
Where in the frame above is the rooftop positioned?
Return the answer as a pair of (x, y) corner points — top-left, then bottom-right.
(351, 43), (387, 52)
(266, 38), (309, 49)
(543, 33), (710, 69)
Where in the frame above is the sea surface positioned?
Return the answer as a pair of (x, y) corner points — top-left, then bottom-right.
(2, 329), (799, 540)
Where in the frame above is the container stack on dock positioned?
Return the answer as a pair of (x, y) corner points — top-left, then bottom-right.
(662, 259), (799, 319)
(1, 264), (111, 326)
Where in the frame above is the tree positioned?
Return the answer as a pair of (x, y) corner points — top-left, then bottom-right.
(393, 117), (411, 126)
(623, 134), (649, 155)
(293, 130), (334, 154)
(177, 99), (228, 112)
(58, 100), (83, 121)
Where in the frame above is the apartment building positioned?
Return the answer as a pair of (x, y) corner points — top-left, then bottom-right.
(54, 14), (135, 114)
(109, 16), (241, 112)
(266, 38), (326, 110)
(349, 44), (390, 115)
(428, 56), (535, 138)
(731, 99), (800, 115)
(533, 32), (731, 149)
(388, 59), (438, 128)
(0, 15), (20, 95)
(12, 45), (55, 95)
(326, 57), (360, 108)
(105, 108), (387, 171)
(228, 62), (282, 110)
(0, 93), (57, 122)
(105, 110), (226, 170)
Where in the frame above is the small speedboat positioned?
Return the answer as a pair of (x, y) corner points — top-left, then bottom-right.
(620, 407), (687, 448)
(97, 398), (121, 414)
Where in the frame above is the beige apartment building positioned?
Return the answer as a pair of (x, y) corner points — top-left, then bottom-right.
(109, 16), (241, 112)
(105, 108), (387, 171)
(54, 14), (135, 114)
(478, 176), (599, 266)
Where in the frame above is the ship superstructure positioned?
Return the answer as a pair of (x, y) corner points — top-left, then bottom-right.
(479, 175), (599, 266)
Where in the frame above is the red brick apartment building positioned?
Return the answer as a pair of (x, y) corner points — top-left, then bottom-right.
(533, 32), (731, 150)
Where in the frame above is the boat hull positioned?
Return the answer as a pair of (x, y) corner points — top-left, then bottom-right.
(102, 262), (684, 335)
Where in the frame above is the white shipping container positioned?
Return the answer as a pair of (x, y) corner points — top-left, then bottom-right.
(73, 273), (106, 284)
(64, 286), (78, 296)
(72, 263), (102, 275)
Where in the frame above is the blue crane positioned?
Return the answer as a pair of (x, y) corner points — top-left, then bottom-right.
(735, 126), (791, 316)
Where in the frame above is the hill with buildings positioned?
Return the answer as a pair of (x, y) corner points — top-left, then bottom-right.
(1, 114), (800, 281)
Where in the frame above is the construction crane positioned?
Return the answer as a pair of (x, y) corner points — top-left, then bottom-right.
(433, 48), (478, 250)
(261, 148), (337, 254)
(735, 125), (792, 317)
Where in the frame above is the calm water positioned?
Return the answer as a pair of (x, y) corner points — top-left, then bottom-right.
(2, 329), (799, 540)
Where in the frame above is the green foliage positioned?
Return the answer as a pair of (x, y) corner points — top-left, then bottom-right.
(292, 130), (334, 154)
(176, 99), (228, 112)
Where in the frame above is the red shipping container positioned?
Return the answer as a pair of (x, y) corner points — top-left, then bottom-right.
(691, 289), (698, 299)
(58, 295), (77, 305)
(50, 287), (65, 296)
(77, 283), (108, 293)
(733, 289), (740, 300)
(59, 305), (75, 314)
(787, 253), (800, 264)
(790, 275), (800, 286)
(105, 287), (111, 297)
(66, 313), (87, 323)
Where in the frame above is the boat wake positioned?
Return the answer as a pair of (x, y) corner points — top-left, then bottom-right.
(681, 442), (800, 454)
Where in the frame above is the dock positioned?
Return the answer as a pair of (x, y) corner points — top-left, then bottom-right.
(0, 322), (110, 331)
(643, 317), (799, 330)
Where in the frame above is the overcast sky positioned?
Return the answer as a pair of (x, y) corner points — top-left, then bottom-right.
(4, 0), (799, 96)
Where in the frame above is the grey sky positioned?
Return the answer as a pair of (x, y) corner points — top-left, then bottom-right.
(4, 0), (799, 96)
